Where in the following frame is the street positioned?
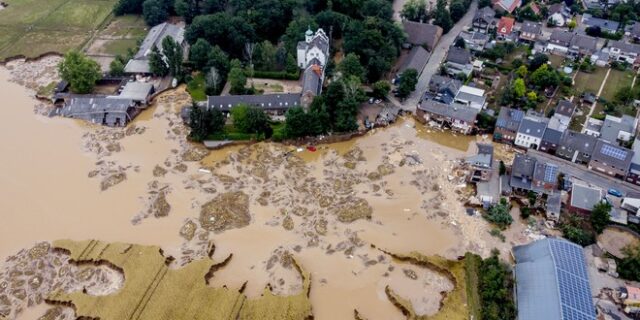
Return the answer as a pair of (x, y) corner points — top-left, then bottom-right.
(402, 0), (479, 111)
(528, 149), (640, 195)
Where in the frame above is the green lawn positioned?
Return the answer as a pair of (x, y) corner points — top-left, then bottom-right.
(600, 69), (635, 101)
(207, 122), (286, 141)
(0, 0), (117, 59)
(548, 55), (566, 68)
(573, 67), (608, 95)
(187, 74), (207, 102)
(103, 39), (139, 56)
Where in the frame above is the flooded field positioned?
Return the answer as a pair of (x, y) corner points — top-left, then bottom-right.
(0, 60), (498, 319)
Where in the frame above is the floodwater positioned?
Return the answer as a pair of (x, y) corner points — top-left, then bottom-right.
(0, 63), (489, 319)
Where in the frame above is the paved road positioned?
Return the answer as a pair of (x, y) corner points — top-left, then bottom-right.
(528, 149), (640, 195)
(402, 0), (479, 111)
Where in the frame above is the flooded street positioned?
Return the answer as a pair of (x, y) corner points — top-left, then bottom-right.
(0, 60), (497, 319)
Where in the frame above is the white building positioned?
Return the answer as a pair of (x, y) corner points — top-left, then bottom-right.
(515, 116), (548, 149)
(454, 85), (486, 111)
(297, 28), (330, 69)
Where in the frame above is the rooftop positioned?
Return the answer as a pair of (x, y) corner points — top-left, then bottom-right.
(496, 107), (525, 131)
(520, 20), (542, 35)
(513, 238), (596, 320)
(418, 100), (478, 123)
(571, 182), (603, 211)
(560, 131), (597, 154)
(542, 128), (564, 145)
(555, 100), (575, 118)
(582, 14), (620, 31)
(117, 82), (154, 102)
(400, 46), (431, 74)
(600, 114), (637, 143)
(497, 17), (516, 35)
(445, 46), (472, 65)
(609, 40), (640, 54)
(518, 117), (547, 139)
(591, 139), (634, 171)
(467, 143), (494, 168)
(207, 93), (302, 111)
(402, 20), (443, 49)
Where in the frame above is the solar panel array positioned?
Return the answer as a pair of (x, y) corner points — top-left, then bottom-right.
(512, 109), (525, 121)
(600, 143), (628, 161)
(544, 164), (559, 183)
(549, 240), (595, 320)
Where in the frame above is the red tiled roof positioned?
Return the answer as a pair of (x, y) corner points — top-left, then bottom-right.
(497, 17), (516, 35)
(530, 3), (540, 14)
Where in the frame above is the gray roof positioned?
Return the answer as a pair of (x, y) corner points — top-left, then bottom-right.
(533, 162), (559, 184)
(548, 3), (568, 15)
(61, 97), (134, 125)
(496, 107), (525, 131)
(543, 128), (564, 145)
(547, 193), (562, 215)
(555, 100), (575, 117)
(135, 22), (185, 60)
(124, 59), (152, 74)
(302, 65), (322, 96)
(632, 138), (640, 165)
(474, 6), (496, 23)
(117, 82), (154, 102)
(429, 75), (462, 93)
(467, 143), (494, 168)
(632, 22), (640, 37)
(610, 40), (640, 54)
(550, 30), (575, 47)
(402, 21), (443, 49)
(570, 34), (598, 53)
(571, 182), (604, 210)
(207, 93), (302, 111)
(600, 115), (636, 143)
(400, 46), (430, 74)
(520, 20), (542, 34)
(308, 32), (330, 57)
(511, 154), (536, 190)
(582, 14), (620, 32)
(518, 118), (547, 139)
(591, 139), (634, 171)
(417, 100), (478, 123)
(455, 90), (486, 105)
(445, 46), (471, 65)
(559, 131), (597, 155)
(513, 238), (596, 320)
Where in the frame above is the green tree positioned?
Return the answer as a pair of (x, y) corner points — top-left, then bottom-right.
(614, 86), (635, 105)
(114, 0), (144, 15)
(561, 216), (595, 246)
(590, 201), (611, 234)
(516, 65), (528, 78)
(149, 45), (169, 76)
(228, 62), (247, 95)
(284, 107), (327, 137)
(188, 106), (226, 142)
(513, 78), (526, 98)
(190, 38), (213, 71)
(397, 68), (419, 99)
(175, 0), (199, 23)
(372, 80), (391, 99)
(529, 53), (549, 71)
(58, 51), (102, 94)
(527, 91), (537, 102)
(454, 37), (467, 49)
(618, 243), (640, 281)
(142, 0), (169, 26)
(162, 37), (184, 79)
(433, 0), (453, 33)
(567, 19), (577, 30)
(207, 45), (230, 78)
(484, 198), (513, 229)
(109, 59), (125, 76)
(204, 67), (223, 95)
(185, 13), (256, 58)
(401, 0), (428, 22)
(231, 104), (272, 137)
(450, 0), (467, 22)
(338, 53), (366, 81)
(530, 64), (560, 88)
(254, 41), (278, 71)
(478, 251), (516, 320)
(499, 161), (506, 175)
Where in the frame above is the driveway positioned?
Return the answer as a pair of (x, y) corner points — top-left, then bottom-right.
(401, 0), (479, 111)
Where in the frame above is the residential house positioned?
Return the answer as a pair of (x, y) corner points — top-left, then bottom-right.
(297, 28), (330, 69)
(630, 22), (640, 42)
(588, 139), (634, 178)
(458, 31), (490, 52)
(515, 116), (547, 149)
(608, 40), (640, 66)
(568, 182), (604, 214)
(539, 128), (564, 154)
(61, 97), (137, 127)
(444, 46), (473, 77)
(493, 0), (521, 13)
(547, 30), (574, 55)
(555, 100), (575, 118)
(582, 14), (620, 34)
(519, 21), (542, 42)
(497, 17), (516, 40)
(556, 130), (598, 164)
(532, 162), (560, 194)
(548, 2), (571, 27)
(466, 143), (494, 182)
(510, 153), (537, 192)
(600, 114), (637, 145)
(206, 94), (303, 118)
(626, 138), (640, 184)
(117, 82), (155, 105)
(548, 31), (598, 57)
(402, 21), (444, 51)
(494, 107), (525, 144)
(454, 85), (486, 111)
(513, 238), (596, 320)
(584, 117), (604, 137)
(125, 22), (187, 74)
(472, 6), (496, 33)
(399, 46), (431, 77)
(427, 75), (462, 104)
(544, 100), (573, 137)
(590, 49), (610, 67)
(546, 193), (562, 220)
(416, 100), (478, 134)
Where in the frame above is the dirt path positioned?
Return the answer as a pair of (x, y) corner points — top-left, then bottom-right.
(582, 67), (611, 129)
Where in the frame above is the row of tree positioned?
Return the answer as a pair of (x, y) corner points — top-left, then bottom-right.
(402, 0), (472, 33)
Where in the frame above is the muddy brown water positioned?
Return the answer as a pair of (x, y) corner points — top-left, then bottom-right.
(0, 66), (486, 320)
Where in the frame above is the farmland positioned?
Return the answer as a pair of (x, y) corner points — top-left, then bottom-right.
(0, 0), (118, 60)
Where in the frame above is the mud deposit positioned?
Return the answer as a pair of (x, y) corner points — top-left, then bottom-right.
(0, 61), (498, 320)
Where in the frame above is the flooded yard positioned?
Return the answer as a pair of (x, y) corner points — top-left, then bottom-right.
(0, 59), (498, 319)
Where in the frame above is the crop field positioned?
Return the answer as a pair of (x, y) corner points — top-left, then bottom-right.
(0, 0), (117, 60)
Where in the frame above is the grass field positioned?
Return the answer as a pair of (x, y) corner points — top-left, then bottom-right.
(187, 73), (207, 101)
(600, 69), (635, 101)
(0, 0), (118, 60)
(573, 67), (608, 95)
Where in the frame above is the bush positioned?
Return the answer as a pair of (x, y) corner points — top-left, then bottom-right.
(250, 70), (300, 80)
(520, 207), (531, 219)
(484, 198), (513, 230)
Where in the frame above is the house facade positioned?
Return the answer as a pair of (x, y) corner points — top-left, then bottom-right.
(297, 28), (330, 69)
(532, 162), (559, 194)
(556, 131), (597, 164)
(625, 138), (640, 185)
(444, 46), (473, 77)
(510, 154), (536, 192)
(609, 40), (640, 66)
(416, 100), (478, 134)
(454, 85), (486, 111)
(515, 117), (547, 149)
(589, 139), (634, 178)
(568, 182), (604, 214)
(467, 143), (494, 182)
(472, 7), (496, 33)
(519, 21), (542, 42)
(494, 107), (524, 144)
(548, 3), (571, 26)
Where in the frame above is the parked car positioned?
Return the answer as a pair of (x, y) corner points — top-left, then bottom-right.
(368, 97), (375, 104)
(608, 188), (623, 197)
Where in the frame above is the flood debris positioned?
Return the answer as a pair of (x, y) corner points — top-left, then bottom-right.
(199, 191), (251, 232)
(150, 191), (171, 218)
(153, 165), (168, 177)
(179, 220), (197, 241)
(99, 172), (126, 191)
